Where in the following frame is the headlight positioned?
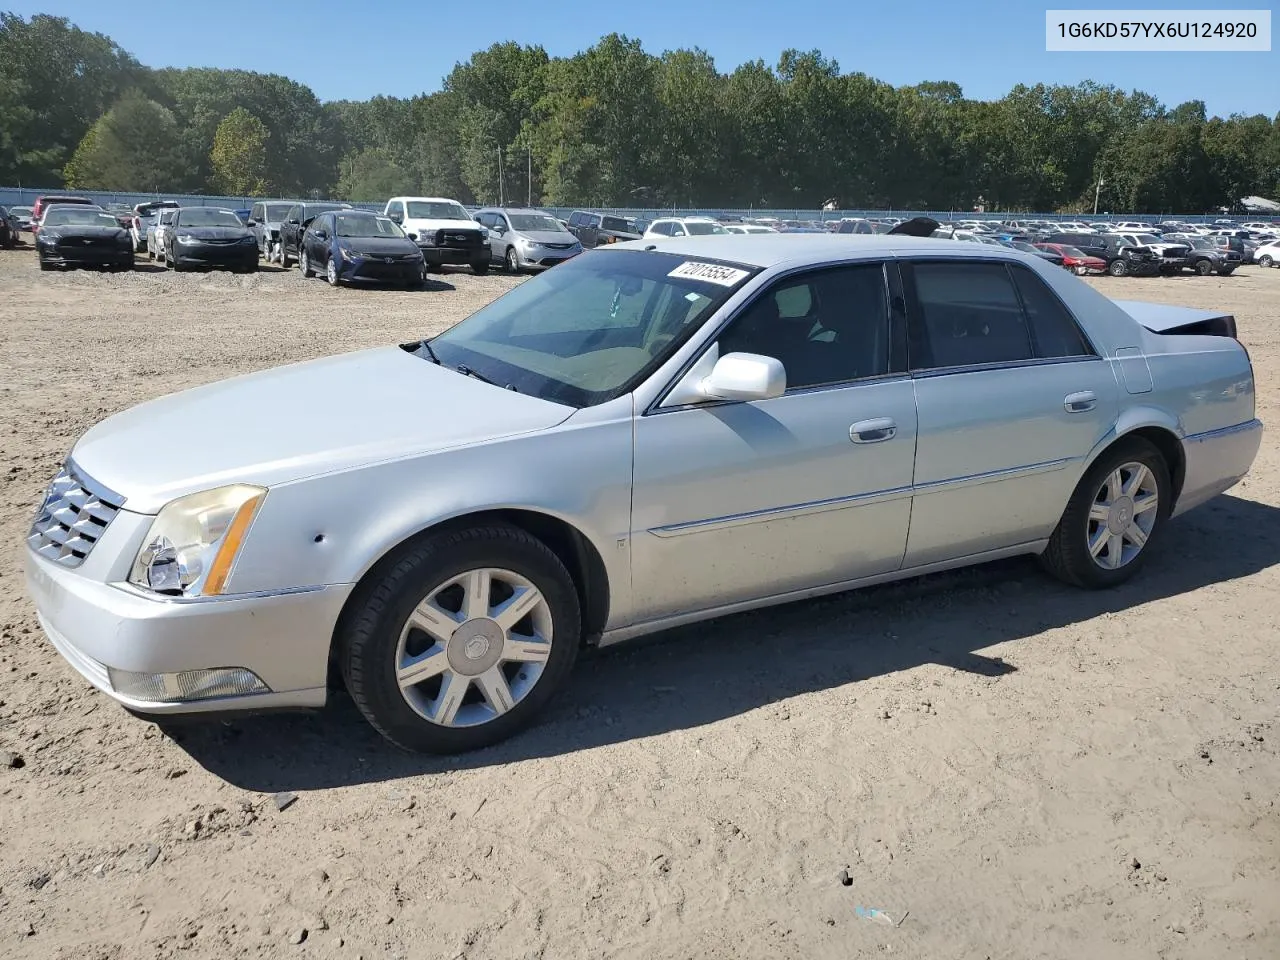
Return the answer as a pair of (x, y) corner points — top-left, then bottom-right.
(518, 237), (536, 249)
(239, 235), (255, 244)
(479, 227), (490, 240)
(128, 484), (266, 597)
(418, 234), (435, 246)
(340, 247), (360, 262)
(177, 234), (198, 244)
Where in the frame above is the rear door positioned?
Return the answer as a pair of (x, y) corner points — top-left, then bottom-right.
(901, 258), (1119, 567)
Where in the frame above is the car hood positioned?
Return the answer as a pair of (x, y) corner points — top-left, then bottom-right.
(519, 230), (578, 245)
(338, 236), (420, 256)
(175, 226), (252, 240)
(41, 226), (126, 239)
(70, 347), (575, 513)
(404, 218), (484, 233)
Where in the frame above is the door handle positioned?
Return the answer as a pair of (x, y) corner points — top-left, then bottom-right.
(1064, 391), (1097, 413)
(850, 418), (897, 443)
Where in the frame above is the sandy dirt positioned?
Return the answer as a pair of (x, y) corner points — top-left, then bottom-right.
(1, 248), (1278, 960)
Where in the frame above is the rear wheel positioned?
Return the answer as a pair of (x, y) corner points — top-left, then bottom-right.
(1260, 254), (1274, 268)
(1107, 258), (1127, 277)
(279, 242), (293, 269)
(339, 525), (582, 753)
(1040, 437), (1170, 589)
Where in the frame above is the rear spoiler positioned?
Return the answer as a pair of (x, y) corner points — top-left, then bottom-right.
(1111, 299), (1237, 338)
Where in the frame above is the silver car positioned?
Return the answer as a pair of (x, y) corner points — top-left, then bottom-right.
(24, 236), (1262, 753)
(473, 207), (583, 272)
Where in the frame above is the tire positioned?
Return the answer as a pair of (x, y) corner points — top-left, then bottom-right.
(1039, 437), (1171, 589)
(299, 250), (313, 278)
(1260, 254), (1274, 268)
(38, 259), (52, 271)
(1218, 267), (1236, 277)
(1107, 258), (1127, 277)
(1194, 258), (1213, 276)
(280, 242), (293, 269)
(326, 256), (340, 286)
(339, 524), (582, 753)
(505, 246), (519, 272)
(471, 260), (489, 276)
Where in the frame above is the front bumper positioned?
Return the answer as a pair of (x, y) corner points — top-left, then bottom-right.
(39, 245), (133, 267)
(173, 241), (258, 269)
(339, 255), (424, 283)
(417, 244), (486, 266)
(1174, 419), (1263, 518)
(25, 547), (351, 714)
(514, 246), (581, 269)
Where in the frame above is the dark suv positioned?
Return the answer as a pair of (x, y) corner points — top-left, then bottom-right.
(277, 201), (353, 267)
(566, 211), (643, 247)
(1043, 232), (1160, 277)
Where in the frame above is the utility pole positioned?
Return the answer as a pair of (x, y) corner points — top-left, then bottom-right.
(1094, 177), (1105, 215)
(527, 145), (532, 207)
(497, 146), (504, 206)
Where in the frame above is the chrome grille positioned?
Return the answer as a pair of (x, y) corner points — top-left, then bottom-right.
(28, 463), (125, 568)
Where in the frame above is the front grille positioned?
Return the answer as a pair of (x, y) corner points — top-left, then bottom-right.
(57, 237), (115, 250)
(543, 242), (575, 250)
(435, 229), (483, 249)
(28, 462), (125, 568)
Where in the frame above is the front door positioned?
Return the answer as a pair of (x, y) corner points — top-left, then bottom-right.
(630, 261), (918, 622)
(900, 258), (1120, 567)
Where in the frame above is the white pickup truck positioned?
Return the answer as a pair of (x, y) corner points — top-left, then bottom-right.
(383, 197), (490, 274)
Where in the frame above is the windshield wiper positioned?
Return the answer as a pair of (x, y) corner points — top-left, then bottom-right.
(412, 339), (440, 364)
(456, 363), (499, 386)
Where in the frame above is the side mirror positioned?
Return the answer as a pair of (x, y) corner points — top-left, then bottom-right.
(246, 218), (257, 227)
(493, 225), (506, 236)
(664, 347), (786, 406)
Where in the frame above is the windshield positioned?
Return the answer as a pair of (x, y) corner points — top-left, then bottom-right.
(263, 203), (293, 220)
(685, 221), (728, 235)
(509, 214), (567, 233)
(406, 201), (469, 220)
(177, 209), (244, 228)
(1186, 238), (1212, 249)
(44, 209), (119, 227)
(1061, 246), (1088, 257)
(601, 216), (633, 232)
(336, 214), (404, 238)
(1136, 234), (1162, 244)
(428, 250), (756, 407)
(11, 206), (32, 216)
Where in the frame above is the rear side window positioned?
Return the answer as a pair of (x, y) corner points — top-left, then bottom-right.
(907, 261), (1094, 370)
(1008, 265), (1093, 358)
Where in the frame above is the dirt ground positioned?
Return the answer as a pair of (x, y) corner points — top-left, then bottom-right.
(1, 246), (1278, 960)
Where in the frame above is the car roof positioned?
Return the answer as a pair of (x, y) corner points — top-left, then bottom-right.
(392, 196), (463, 203)
(480, 207), (553, 214)
(611, 234), (1044, 269)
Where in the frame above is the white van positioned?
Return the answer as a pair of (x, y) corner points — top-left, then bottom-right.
(383, 197), (490, 274)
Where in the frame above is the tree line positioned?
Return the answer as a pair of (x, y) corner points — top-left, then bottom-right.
(2, 13), (1277, 213)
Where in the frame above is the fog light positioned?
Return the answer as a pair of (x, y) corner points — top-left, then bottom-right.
(107, 666), (270, 702)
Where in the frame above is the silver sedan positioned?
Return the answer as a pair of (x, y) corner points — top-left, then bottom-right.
(25, 236), (1262, 752)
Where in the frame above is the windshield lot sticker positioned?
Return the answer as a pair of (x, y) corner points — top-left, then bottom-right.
(667, 262), (750, 286)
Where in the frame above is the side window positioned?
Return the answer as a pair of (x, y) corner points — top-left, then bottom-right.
(649, 222), (668, 236)
(907, 261), (1031, 370)
(587, 214), (601, 228)
(567, 212), (582, 227)
(388, 201), (404, 218)
(716, 263), (891, 390)
(1008, 265), (1093, 359)
(250, 204), (263, 221)
(670, 223), (687, 236)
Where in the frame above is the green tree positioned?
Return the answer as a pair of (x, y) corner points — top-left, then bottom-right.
(210, 107), (271, 194)
(336, 147), (417, 201)
(60, 91), (184, 191)
(0, 13), (146, 185)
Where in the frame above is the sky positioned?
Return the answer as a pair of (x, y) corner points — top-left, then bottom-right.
(12, 0), (1278, 117)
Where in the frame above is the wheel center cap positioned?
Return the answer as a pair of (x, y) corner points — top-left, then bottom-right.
(447, 618), (504, 677)
(1107, 496), (1134, 535)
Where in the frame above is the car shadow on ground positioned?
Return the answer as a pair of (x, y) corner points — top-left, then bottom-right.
(165, 493), (1280, 791)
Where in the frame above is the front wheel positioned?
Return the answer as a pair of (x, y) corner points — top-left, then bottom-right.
(1194, 258), (1213, 276)
(1107, 258), (1128, 277)
(1039, 437), (1170, 589)
(505, 246), (520, 272)
(326, 257), (340, 286)
(339, 525), (582, 753)
(471, 260), (490, 275)
(299, 250), (313, 278)
(279, 243), (292, 269)
(1260, 254), (1274, 268)
(1217, 267), (1236, 277)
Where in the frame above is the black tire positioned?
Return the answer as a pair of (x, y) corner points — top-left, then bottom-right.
(1194, 258), (1212, 276)
(279, 243), (293, 269)
(1107, 258), (1127, 277)
(339, 524), (582, 753)
(38, 259), (52, 271)
(1039, 437), (1171, 589)
(505, 246), (520, 272)
(325, 256), (341, 286)
(471, 260), (490, 276)
(1217, 267), (1235, 277)
(299, 249), (314, 278)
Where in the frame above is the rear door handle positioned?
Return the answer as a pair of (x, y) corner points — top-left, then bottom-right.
(1064, 391), (1097, 413)
(850, 418), (897, 443)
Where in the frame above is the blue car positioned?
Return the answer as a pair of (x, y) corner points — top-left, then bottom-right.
(296, 210), (426, 287)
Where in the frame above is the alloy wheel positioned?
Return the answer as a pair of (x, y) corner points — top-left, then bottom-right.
(327, 258), (338, 285)
(395, 567), (553, 727)
(1086, 461), (1159, 570)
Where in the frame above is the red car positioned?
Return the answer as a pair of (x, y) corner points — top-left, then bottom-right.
(1035, 242), (1106, 275)
(30, 194), (96, 238)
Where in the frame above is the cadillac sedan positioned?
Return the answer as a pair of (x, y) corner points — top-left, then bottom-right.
(25, 236), (1262, 753)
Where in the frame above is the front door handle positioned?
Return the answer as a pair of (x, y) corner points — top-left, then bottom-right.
(1064, 391), (1097, 413)
(850, 418), (897, 443)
